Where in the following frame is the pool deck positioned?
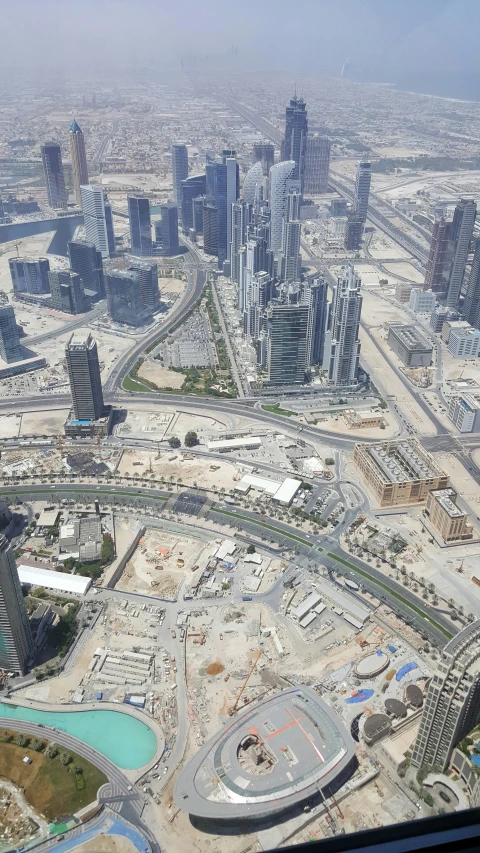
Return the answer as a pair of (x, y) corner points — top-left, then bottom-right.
(0, 697), (165, 782)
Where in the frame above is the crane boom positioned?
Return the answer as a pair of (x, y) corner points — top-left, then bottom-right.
(230, 650), (262, 715)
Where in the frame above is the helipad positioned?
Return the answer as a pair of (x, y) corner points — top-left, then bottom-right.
(174, 686), (356, 820)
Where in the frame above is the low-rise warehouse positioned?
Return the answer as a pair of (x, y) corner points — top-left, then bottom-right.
(17, 564), (92, 595)
(207, 436), (262, 452)
(387, 325), (433, 368)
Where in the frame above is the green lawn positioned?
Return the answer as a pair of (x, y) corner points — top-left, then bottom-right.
(327, 552), (453, 639)
(211, 507), (315, 548)
(122, 373), (151, 392)
(0, 735), (107, 821)
(262, 404), (296, 417)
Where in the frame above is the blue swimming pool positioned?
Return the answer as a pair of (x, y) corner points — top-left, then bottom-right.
(0, 702), (157, 769)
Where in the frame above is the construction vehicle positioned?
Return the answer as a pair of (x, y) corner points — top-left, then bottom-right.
(229, 650), (262, 715)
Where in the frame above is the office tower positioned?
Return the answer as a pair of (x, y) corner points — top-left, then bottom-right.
(424, 217), (451, 293)
(243, 161), (264, 206)
(279, 188), (301, 284)
(245, 271), (272, 340)
(353, 162), (371, 222)
(127, 261), (160, 313)
(65, 331), (104, 420)
(0, 193), (4, 224)
(68, 240), (104, 299)
(128, 195), (153, 256)
(253, 142), (275, 176)
(41, 142), (68, 209)
(81, 185), (115, 259)
(269, 161), (298, 252)
(0, 535), (34, 674)
(230, 200), (250, 282)
(303, 276), (329, 366)
(267, 303), (309, 385)
(0, 306), (22, 363)
(180, 175), (206, 234)
(192, 196), (204, 235)
(281, 95), (308, 191)
(344, 211), (364, 250)
(203, 198), (218, 257)
(69, 119), (88, 206)
(445, 198), (477, 309)
(328, 263), (362, 387)
(205, 151), (239, 269)
(105, 269), (151, 327)
(412, 621), (480, 772)
(9, 258), (50, 296)
(463, 238), (480, 329)
(49, 270), (85, 314)
(304, 136), (331, 194)
(172, 143), (189, 211)
(155, 202), (179, 256)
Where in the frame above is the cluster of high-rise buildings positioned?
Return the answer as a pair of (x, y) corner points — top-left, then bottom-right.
(424, 197), (480, 327)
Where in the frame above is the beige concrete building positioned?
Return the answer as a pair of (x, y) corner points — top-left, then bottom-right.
(343, 408), (386, 429)
(353, 439), (449, 507)
(424, 488), (473, 544)
(395, 282), (413, 304)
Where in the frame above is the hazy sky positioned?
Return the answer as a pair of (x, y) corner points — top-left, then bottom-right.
(1, 0), (478, 77)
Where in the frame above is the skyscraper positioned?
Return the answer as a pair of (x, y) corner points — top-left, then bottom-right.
(172, 143), (189, 211)
(344, 211), (364, 251)
(353, 162), (371, 222)
(0, 193), (5, 224)
(303, 276), (329, 366)
(0, 306), (22, 363)
(253, 142), (275, 176)
(0, 535), (34, 674)
(463, 238), (480, 330)
(268, 161), (298, 252)
(68, 240), (104, 299)
(69, 119), (89, 206)
(281, 95), (308, 191)
(128, 195), (153, 256)
(65, 332), (104, 420)
(192, 196), (204, 236)
(49, 270), (85, 315)
(267, 303), (309, 385)
(155, 202), (179, 256)
(243, 162), (264, 206)
(279, 188), (301, 284)
(304, 136), (331, 194)
(105, 269), (151, 327)
(41, 143), (68, 209)
(180, 174), (206, 234)
(202, 198), (218, 257)
(445, 198), (477, 309)
(127, 261), (160, 314)
(327, 264), (362, 387)
(81, 185), (115, 259)
(205, 151), (239, 269)
(230, 200), (250, 283)
(412, 620), (480, 772)
(424, 217), (451, 293)
(9, 258), (50, 296)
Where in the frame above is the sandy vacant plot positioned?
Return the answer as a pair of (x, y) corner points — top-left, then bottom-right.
(436, 452), (480, 513)
(138, 361), (185, 389)
(75, 837), (139, 853)
(20, 409), (69, 436)
(118, 448), (239, 490)
(382, 262), (425, 283)
(117, 528), (213, 598)
(308, 412), (399, 439)
(0, 413), (22, 438)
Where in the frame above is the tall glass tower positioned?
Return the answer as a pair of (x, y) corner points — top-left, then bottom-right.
(69, 120), (89, 206)
(81, 185), (115, 259)
(281, 96), (308, 192)
(41, 142), (68, 209)
(65, 332), (104, 420)
(172, 143), (189, 211)
(0, 535), (34, 674)
(128, 195), (153, 256)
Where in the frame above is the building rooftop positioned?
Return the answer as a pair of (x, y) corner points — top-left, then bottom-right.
(430, 488), (464, 519)
(364, 440), (445, 485)
(450, 326), (480, 339)
(388, 325), (432, 352)
(174, 686), (355, 820)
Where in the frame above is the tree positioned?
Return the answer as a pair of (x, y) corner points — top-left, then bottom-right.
(184, 431), (198, 448)
(60, 751), (72, 766)
(3, 731), (13, 742)
(31, 737), (45, 752)
(168, 436), (181, 449)
(15, 733), (30, 747)
(246, 544), (256, 554)
(325, 458), (335, 466)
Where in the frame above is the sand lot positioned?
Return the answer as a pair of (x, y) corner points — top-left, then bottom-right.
(310, 412), (399, 439)
(117, 528), (213, 598)
(382, 262), (425, 283)
(117, 448), (239, 491)
(138, 361), (185, 389)
(20, 409), (69, 436)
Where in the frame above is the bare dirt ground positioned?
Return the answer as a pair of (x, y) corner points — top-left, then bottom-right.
(138, 361), (185, 389)
(308, 412), (399, 439)
(117, 448), (239, 491)
(74, 835), (139, 853)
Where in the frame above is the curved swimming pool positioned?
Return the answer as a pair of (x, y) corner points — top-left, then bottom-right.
(0, 702), (157, 769)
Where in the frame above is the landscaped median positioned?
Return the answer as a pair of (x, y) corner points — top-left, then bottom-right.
(327, 551), (454, 640)
(210, 506), (316, 548)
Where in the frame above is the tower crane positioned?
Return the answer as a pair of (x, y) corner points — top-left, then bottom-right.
(229, 650), (262, 716)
